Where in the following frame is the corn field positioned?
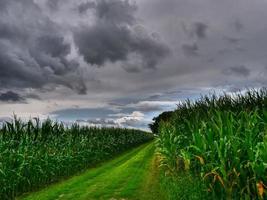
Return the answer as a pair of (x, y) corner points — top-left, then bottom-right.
(156, 89), (267, 199)
(0, 117), (153, 200)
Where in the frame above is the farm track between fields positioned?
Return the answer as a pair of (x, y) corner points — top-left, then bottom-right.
(19, 142), (165, 200)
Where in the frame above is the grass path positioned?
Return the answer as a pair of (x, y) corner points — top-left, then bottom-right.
(19, 142), (165, 200)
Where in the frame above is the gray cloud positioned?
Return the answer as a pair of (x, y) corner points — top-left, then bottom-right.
(74, 0), (169, 69)
(223, 36), (242, 45)
(182, 21), (208, 40)
(36, 35), (70, 58)
(182, 43), (199, 57)
(193, 22), (208, 39)
(24, 93), (41, 100)
(55, 107), (148, 128)
(234, 20), (244, 32)
(94, 0), (137, 24)
(1, 0), (267, 130)
(75, 110), (148, 128)
(46, 0), (61, 11)
(223, 65), (251, 77)
(78, 1), (96, 14)
(0, 90), (41, 103)
(77, 118), (118, 127)
(74, 23), (132, 66)
(0, 0), (169, 96)
(0, 0), (10, 11)
(129, 101), (164, 112)
(122, 64), (141, 73)
(114, 111), (146, 127)
(0, 91), (25, 102)
(0, 0), (86, 94)
(88, 118), (117, 125)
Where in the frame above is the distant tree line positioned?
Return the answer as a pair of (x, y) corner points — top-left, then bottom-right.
(149, 111), (174, 134)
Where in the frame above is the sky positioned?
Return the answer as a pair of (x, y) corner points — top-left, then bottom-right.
(0, 0), (266, 130)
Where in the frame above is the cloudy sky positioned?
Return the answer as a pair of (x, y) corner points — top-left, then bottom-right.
(0, 0), (266, 129)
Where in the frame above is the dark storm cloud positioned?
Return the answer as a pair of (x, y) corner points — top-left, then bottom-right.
(0, 41), (45, 89)
(223, 66), (251, 77)
(74, 23), (131, 66)
(109, 97), (178, 113)
(110, 100), (165, 112)
(0, 90), (41, 103)
(193, 22), (208, 39)
(0, 22), (25, 40)
(182, 43), (199, 57)
(0, 91), (25, 102)
(74, 0), (169, 69)
(0, 0), (169, 95)
(234, 20), (244, 32)
(37, 35), (70, 58)
(24, 93), (41, 100)
(145, 90), (182, 101)
(223, 37), (242, 45)
(0, 0), (9, 11)
(94, 0), (137, 24)
(122, 64), (141, 73)
(46, 0), (61, 11)
(0, 0), (86, 94)
(78, 1), (96, 14)
(182, 21), (208, 40)
(133, 103), (163, 112)
(2, 0), (267, 130)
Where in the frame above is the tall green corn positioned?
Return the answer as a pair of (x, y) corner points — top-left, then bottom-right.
(155, 89), (267, 199)
(0, 117), (153, 200)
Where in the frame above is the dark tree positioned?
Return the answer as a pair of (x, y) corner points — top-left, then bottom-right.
(149, 111), (174, 134)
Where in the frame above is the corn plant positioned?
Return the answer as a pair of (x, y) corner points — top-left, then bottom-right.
(155, 89), (267, 199)
(0, 117), (153, 200)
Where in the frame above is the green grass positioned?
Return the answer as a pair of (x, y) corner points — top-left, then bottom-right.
(138, 154), (166, 200)
(19, 142), (164, 200)
(159, 172), (210, 200)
